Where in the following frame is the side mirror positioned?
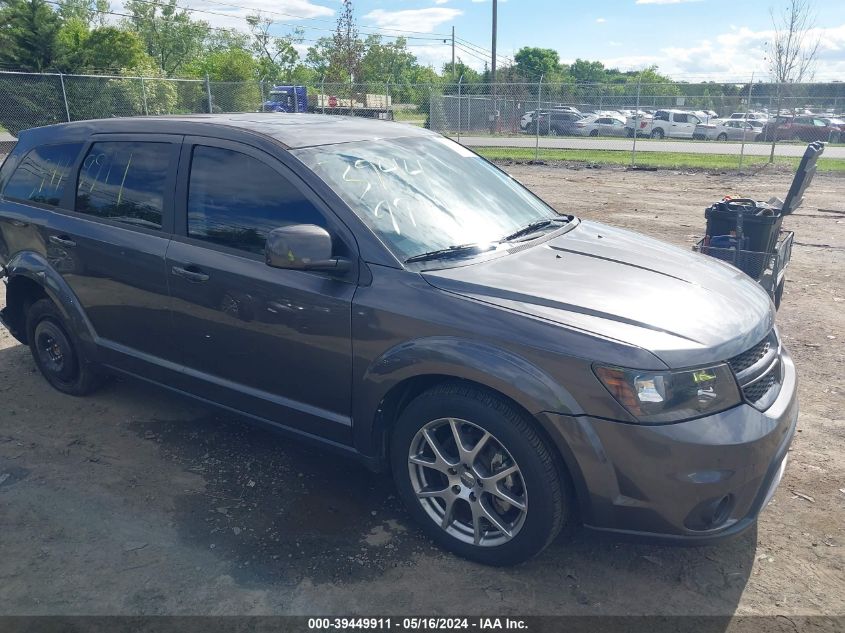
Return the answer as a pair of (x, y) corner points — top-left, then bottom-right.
(265, 224), (350, 273)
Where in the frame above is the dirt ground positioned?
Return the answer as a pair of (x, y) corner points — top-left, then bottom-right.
(0, 162), (843, 619)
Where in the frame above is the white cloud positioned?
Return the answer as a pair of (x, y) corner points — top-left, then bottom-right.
(596, 17), (606, 23)
(364, 8), (462, 34)
(113, 0), (336, 35)
(434, 0), (449, 4)
(597, 22), (845, 81)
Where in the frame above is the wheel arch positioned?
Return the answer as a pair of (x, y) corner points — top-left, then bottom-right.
(353, 337), (584, 491)
(3, 250), (96, 351)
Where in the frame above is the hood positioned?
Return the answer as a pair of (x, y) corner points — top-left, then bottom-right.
(422, 220), (775, 368)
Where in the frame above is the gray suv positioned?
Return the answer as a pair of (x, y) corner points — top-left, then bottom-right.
(0, 115), (797, 565)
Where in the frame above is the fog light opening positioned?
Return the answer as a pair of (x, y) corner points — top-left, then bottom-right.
(684, 494), (735, 531)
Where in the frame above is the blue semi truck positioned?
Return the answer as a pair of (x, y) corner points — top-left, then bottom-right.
(263, 85), (393, 119)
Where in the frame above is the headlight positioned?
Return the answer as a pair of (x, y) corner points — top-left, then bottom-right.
(594, 363), (741, 424)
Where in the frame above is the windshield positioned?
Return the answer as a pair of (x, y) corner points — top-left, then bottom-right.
(293, 136), (560, 262)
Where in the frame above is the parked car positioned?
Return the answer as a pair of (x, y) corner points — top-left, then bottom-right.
(0, 115), (797, 565)
(727, 112), (768, 123)
(535, 111), (584, 136)
(571, 114), (628, 137)
(627, 109), (702, 139)
(761, 115), (843, 143)
(694, 119), (764, 142)
(520, 110), (538, 131)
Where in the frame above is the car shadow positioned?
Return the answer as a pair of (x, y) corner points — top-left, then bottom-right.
(124, 381), (756, 619)
(0, 336), (755, 619)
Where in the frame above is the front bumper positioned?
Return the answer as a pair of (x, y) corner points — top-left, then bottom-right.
(542, 347), (798, 542)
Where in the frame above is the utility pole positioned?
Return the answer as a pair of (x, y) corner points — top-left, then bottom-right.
(490, 0), (498, 133)
(451, 26), (456, 79)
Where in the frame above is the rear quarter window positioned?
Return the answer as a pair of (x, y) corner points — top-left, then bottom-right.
(2, 143), (82, 207)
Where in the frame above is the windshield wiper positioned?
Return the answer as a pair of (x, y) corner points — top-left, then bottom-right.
(404, 243), (494, 264)
(500, 217), (570, 243)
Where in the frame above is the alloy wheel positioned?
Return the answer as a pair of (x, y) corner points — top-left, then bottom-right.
(407, 417), (528, 547)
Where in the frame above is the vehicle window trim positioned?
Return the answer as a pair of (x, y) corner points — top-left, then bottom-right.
(63, 133), (182, 234)
(2, 141), (85, 211)
(173, 135), (359, 265)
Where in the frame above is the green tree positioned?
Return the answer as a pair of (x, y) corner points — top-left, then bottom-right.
(124, 0), (208, 76)
(0, 0), (62, 72)
(56, 0), (107, 27)
(56, 25), (149, 72)
(327, 0), (363, 81)
(569, 59), (607, 84)
(360, 35), (417, 83)
(513, 47), (561, 81)
(246, 13), (300, 83)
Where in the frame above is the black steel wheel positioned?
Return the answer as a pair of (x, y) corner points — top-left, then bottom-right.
(26, 299), (104, 396)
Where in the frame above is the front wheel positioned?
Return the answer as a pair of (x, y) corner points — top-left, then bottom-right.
(651, 128), (665, 139)
(717, 133), (728, 141)
(391, 382), (568, 566)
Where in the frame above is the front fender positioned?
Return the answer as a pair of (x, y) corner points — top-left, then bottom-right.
(352, 336), (583, 460)
(4, 250), (97, 354)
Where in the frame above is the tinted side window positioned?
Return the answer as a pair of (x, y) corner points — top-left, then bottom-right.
(674, 113), (688, 123)
(3, 143), (82, 207)
(655, 111), (670, 121)
(76, 142), (171, 229)
(187, 145), (326, 255)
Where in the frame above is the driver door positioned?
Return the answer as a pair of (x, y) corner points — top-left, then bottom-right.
(166, 137), (358, 443)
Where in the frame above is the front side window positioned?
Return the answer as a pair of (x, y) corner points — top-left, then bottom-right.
(293, 136), (560, 262)
(3, 143), (82, 207)
(655, 111), (670, 121)
(187, 145), (326, 255)
(76, 142), (171, 229)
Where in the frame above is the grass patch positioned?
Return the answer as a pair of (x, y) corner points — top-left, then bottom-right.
(474, 147), (845, 173)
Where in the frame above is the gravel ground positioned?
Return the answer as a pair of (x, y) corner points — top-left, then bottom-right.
(0, 161), (843, 619)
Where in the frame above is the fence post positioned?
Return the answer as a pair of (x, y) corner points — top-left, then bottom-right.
(457, 75), (463, 143)
(320, 77), (326, 114)
(259, 80), (265, 113)
(140, 77), (148, 115)
(205, 74), (213, 113)
(429, 84), (433, 131)
(349, 74), (354, 117)
(58, 73), (71, 122)
(631, 73), (642, 167)
(739, 73), (754, 173)
(535, 74), (543, 161)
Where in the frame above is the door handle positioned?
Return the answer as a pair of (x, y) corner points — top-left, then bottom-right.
(49, 235), (76, 248)
(172, 265), (210, 283)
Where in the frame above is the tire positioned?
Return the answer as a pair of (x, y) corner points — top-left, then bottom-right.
(626, 128), (634, 138)
(589, 129), (599, 137)
(717, 133), (728, 141)
(651, 128), (664, 139)
(390, 382), (568, 566)
(831, 132), (841, 144)
(26, 298), (104, 396)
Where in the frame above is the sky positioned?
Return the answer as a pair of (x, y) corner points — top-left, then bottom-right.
(141, 0), (845, 81)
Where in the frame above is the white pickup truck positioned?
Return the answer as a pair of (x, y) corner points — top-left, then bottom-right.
(626, 109), (703, 139)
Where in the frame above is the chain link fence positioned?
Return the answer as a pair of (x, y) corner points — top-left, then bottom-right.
(2, 70), (845, 169)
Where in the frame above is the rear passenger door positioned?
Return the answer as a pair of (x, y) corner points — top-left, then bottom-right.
(5, 134), (181, 376)
(166, 137), (357, 443)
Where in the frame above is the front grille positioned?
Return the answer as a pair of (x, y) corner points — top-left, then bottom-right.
(727, 330), (782, 410)
(728, 337), (772, 374)
(742, 372), (777, 404)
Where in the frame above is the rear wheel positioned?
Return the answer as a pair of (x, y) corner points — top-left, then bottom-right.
(26, 299), (104, 396)
(391, 383), (568, 566)
(717, 133), (728, 141)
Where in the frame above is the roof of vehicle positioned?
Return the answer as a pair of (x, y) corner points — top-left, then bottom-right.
(19, 113), (435, 150)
